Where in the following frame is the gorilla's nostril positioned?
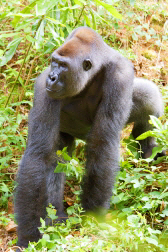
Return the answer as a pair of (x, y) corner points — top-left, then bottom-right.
(51, 76), (56, 81)
(49, 73), (58, 83)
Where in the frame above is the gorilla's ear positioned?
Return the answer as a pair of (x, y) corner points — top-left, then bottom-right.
(83, 59), (92, 71)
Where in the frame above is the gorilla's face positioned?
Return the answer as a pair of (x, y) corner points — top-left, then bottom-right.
(46, 50), (93, 99)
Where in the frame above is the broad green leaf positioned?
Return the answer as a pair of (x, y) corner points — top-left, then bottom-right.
(148, 227), (161, 234)
(67, 206), (76, 215)
(61, 3), (68, 24)
(58, 5), (79, 11)
(0, 50), (3, 57)
(84, 14), (91, 27)
(40, 238), (46, 246)
(35, 19), (45, 49)
(131, 179), (140, 188)
(47, 23), (59, 42)
(1, 183), (9, 193)
(151, 145), (163, 156)
(73, 0), (83, 6)
(94, 0), (122, 20)
(111, 196), (120, 204)
(136, 130), (155, 140)
(12, 0), (39, 27)
(146, 237), (158, 246)
(54, 163), (66, 173)
(92, 9), (108, 24)
(141, 196), (149, 201)
(26, 35), (36, 43)
(0, 32), (21, 39)
(46, 207), (57, 220)
(36, 0), (58, 16)
(46, 17), (65, 26)
(143, 202), (152, 209)
(47, 226), (56, 232)
(0, 37), (22, 66)
(11, 101), (33, 107)
(70, 159), (78, 166)
(63, 152), (71, 161)
(9, 13), (34, 17)
(74, 0), (86, 6)
(127, 214), (140, 227)
(40, 217), (45, 227)
(44, 40), (57, 54)
(43, 234), (50, 241)
(152, 155), (166, 165)
(0, 12), (8, 19)
(99, 223), (117, 232)
(149, 191), (161, 198)
(145, 145), (163, 162)
(19, 0), (39, 14)
(149, 115), (163, 130)
(159, 192), (168, 199)
(161, 209), (168, 217)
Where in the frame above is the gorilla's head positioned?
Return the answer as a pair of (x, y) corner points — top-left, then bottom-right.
(46, 27), (104, 99)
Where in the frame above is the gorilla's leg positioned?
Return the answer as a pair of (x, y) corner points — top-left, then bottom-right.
(132, 122), (156, 158)
(46, 132), (74, 223)
(128, 78), (164, 158)
(45, 163), (66, 223)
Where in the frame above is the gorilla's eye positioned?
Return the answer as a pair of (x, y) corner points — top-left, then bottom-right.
(83, 59), (92, 71)
(59, 62), (67, 68)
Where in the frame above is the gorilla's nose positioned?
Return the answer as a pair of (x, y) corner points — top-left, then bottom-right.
(49, 71), (58, 84)
(46, 72), (62, 92)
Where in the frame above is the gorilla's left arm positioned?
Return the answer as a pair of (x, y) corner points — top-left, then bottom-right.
(81, 56), (134, 211)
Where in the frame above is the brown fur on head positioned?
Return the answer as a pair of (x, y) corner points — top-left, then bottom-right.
(75, 27), (99, 44)
(57, 27), (101, 58)
(57, 37), (90, 57)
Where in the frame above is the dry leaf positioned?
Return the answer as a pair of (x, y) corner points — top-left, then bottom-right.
(6, 221), (17, 233)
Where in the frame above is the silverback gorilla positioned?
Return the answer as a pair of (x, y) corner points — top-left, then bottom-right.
(15, 27), (163, 248)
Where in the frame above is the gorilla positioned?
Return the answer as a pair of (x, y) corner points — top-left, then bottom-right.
(15, 27), (163, 248)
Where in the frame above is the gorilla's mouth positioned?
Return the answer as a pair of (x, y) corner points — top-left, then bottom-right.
(46, 87), (63, 93)
(46, 86), (65, 99)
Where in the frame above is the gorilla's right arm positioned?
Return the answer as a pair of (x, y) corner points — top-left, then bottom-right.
(15, 68), (63, 247)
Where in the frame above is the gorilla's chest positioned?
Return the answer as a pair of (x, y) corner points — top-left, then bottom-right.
(60, 82), (102, 139)
(60, 109), (91, 139)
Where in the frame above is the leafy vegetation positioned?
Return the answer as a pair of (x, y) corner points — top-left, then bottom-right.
(0, 0), (167, 251)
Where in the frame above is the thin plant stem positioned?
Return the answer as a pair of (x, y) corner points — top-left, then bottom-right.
(5, 16), (44, 108)
(74, 5), (85, 28)
(5, 43), (32, 108)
